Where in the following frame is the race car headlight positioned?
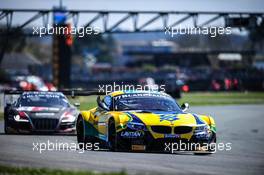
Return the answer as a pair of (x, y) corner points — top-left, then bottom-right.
(127, 122), (147, 131)
(61, 112), (76, 123)
(14, 111), (29, 122)
(194, 125), (209, 134)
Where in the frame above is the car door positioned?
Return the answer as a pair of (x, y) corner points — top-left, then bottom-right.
(97, 95), (112, 139)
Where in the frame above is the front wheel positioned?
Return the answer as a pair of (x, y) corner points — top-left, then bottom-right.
(76, 116), (95, 150)
(108, 120), (118, 151)
(76, 116), (85, 149)
(4, 119), (14, 134)
(207, 133), (217, 153)
(4, 121), (10, 134)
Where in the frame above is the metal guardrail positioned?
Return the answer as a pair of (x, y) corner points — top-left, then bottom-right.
(2, 89), (104, 96)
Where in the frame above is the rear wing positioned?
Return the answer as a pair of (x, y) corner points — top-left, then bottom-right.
(61, 90), (105, 97)
(1, 90), (105, 109)
(2, 89), (105, 97)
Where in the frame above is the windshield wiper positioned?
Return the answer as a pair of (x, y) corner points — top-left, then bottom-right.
(135, 109), (166, 113)
(149, 109), (166, 111)
(120, 109), (153, 113)
(135, 110), (153, 113)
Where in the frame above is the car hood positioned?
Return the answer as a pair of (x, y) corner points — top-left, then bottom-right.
(123, 111), (206, 126)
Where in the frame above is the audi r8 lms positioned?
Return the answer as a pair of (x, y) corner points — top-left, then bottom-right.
(4, 91), (79, 134)
(77, 90), (216, 153)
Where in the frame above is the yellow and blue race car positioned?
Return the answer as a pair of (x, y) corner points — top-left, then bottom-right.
(77, 90), (216, 153)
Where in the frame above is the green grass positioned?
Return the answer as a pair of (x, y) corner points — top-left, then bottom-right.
(0, 165), (126, 175)
(178, 92), (264, 106)
(68, 92), (264, 111)
(69, 96), (98, 110)
(0, 112), (3, 120)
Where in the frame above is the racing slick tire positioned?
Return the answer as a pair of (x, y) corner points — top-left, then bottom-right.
(108, 119), (118, 151)
(4, 116), (15, 134)
(4, 121), (11, 134)
(207, 133), (217, 153)
(108, 120), (129, 152)
(77, 116), (95, 150)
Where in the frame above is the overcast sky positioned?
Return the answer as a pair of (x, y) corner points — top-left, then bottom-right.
(1, 0), (263, 12)
(1, 0), (263, 29)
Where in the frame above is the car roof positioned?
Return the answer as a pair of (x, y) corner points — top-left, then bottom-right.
(21, 91), (64, 96)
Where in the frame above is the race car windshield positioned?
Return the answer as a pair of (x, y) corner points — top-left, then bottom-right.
(20, 95), (69, 107)
(115, 96), (182, 112)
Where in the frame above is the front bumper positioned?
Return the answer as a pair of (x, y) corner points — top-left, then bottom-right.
(6, 118), (76, 133)
(116, 129), (215, 152)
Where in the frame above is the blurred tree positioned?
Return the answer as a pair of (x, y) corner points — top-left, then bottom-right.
(0, 26), (26, 64)
(72, 33), (115, 63)
(142, 64), (157, 72)
(0, 69), (10, 83)
(170, 32), (249, 52)
(25, 38), (52, 63)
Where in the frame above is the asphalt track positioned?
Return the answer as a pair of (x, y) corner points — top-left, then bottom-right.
(0, 105), (264, 175)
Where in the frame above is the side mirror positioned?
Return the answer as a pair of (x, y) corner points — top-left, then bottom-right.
(97, 96), (109, 111)
(181, 103), (190, 112)
(74, 102), (80, 107)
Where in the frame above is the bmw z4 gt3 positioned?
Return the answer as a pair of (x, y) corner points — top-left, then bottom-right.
(77, 91), (216, 153)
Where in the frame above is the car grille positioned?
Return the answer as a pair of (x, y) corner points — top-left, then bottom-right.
(174, 126), (193, 134)
(151, 126), (172, 134)
(32, 118), (59, 130)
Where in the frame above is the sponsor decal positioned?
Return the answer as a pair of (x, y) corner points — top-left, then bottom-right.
(120, 131), (144, 138)
(17, 107), (60, 112)
(114, 93), (170, 100)
(22, 92), (61, 99)
(159, 114), (179, 122)
(164, 134), (180, 138)
(35, 113), (55, 116)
